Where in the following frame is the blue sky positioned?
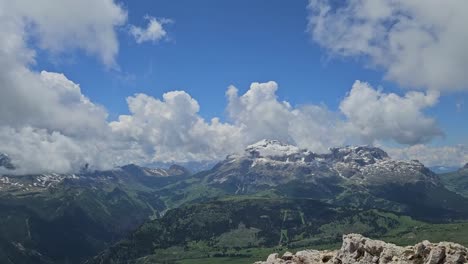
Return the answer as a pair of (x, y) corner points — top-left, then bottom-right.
(32, 0), (390, 115)
(34, 0), (467, 144)
(1, 0), (468, 173)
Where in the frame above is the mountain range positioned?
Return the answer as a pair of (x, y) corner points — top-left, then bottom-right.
(0, 163), (190, 264)
(1, 140), (468, 264)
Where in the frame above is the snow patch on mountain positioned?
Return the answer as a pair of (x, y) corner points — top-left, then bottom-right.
(240, 140), (390, 169)
(246, 140), (303, 158)
(211, 140), (437, 188)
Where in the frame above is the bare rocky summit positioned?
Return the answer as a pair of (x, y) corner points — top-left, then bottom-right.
(254, 234), (468, 264)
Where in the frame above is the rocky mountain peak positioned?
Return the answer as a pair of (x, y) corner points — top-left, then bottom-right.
(463, 163), (468, 169)
(329, 146), (389, 165)
(212, 140), (436, 191)
(242, 140), (390, 167)
(244, 140), (389, 162)
(0, 153), (15, 170)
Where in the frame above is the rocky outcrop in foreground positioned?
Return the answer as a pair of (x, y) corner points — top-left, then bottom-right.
(255, 234), (468, 264)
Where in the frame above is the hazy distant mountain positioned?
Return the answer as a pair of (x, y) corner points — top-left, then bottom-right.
(0, 164), (190, 194)
(146, 160), (219, 174)
(430, 165), (460, 174)
(439, 163), (468, 198)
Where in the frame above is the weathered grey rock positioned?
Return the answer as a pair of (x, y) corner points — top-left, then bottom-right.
(254, 234), (468, 264)
(266, 253), (279, 262)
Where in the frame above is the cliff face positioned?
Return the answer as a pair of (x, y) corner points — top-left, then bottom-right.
(255, 234), (468, 264)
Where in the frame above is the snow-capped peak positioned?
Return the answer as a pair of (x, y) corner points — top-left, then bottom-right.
(245, 139), (302, 158)
(329, 145), (389, 165)
(243, 140), (389, 165)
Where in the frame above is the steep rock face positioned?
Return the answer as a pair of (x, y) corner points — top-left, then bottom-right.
(351, 159), (438, 186)
(254, 234), (468, 264)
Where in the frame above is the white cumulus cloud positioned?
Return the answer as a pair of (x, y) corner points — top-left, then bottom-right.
(110, 92), (243, 162)
(226, 81), (347, 152)
(0, 76), (455, 173)
(1, 0), (127, 67)
(340, 81), (442, 145)
(129, 16), (172, 44)
(387, 144), (468, 167)
(0, 0), (462, 174)
(308, 0), (468, 92)
(0, 0), (130, 174)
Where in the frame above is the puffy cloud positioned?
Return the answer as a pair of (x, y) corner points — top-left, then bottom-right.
(0, 69), (149, 174)
(110, 92), (243, 162)
(2, 0), (127, 67)
(0, 71), (109, 137)
(0, 127), (106, 175)
(308, 0), (468, 91)
(1, 73), (449, 174)
(0, 126), (151, 175)
(108, 82), (346, 163)
(226, 82), (294, 144)
(0, 0), (129, 174)
(0, 0), (457, 173)
(226, 81), (347, 152)
(129, 16), (171, 44)
(226, 80), (443, 151)
(340, 81), (442, 145)
(0, 0), (125, 136)
(387, 144), (468, 167)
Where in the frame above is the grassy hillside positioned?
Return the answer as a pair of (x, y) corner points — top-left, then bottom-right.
(0, 181), (167, 264)
(89, 197), (468, 264)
